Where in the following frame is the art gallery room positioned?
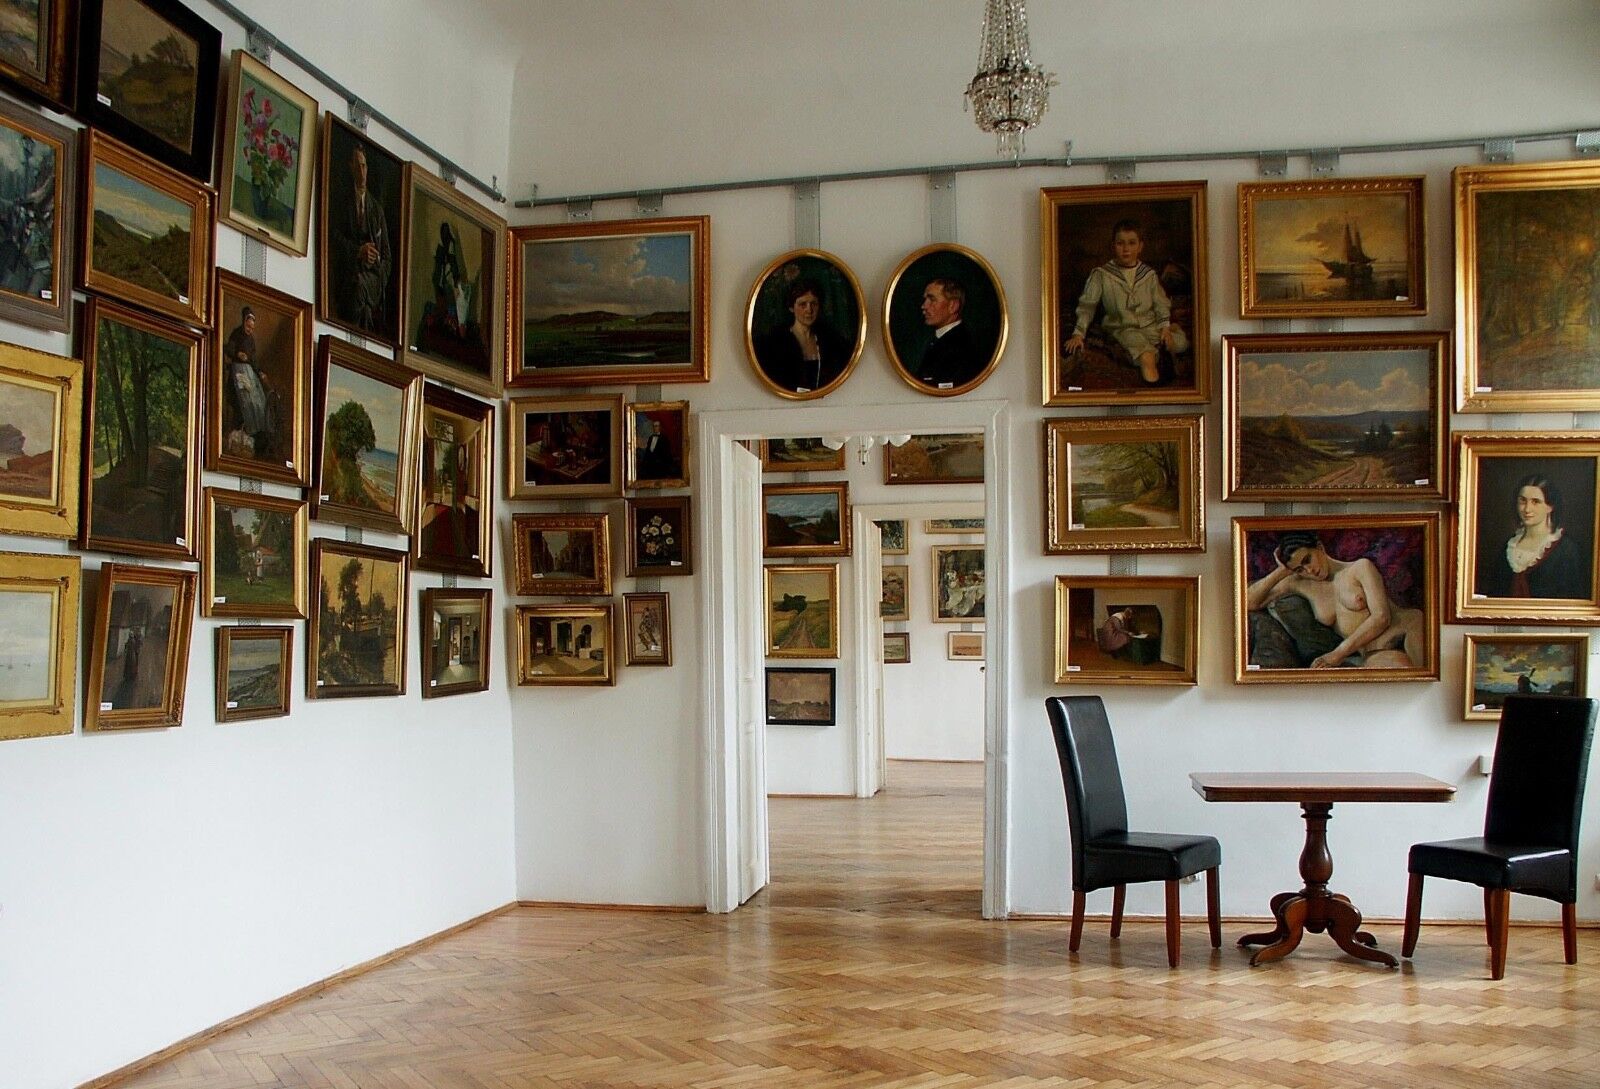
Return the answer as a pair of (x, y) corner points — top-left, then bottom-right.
(3, 0), (1600, 1086)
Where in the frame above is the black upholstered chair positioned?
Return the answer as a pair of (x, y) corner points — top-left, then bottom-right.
(1046, 695), (1221, 966)
(1402, 695), (1596, 980)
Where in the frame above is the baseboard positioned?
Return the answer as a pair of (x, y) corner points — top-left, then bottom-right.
(516, 899), (704, 913)
(1006, 911), (1597, 928)
(888, 757), (985, 764)
(77, 902), (517, 1089)
(767, 791), (856, 798)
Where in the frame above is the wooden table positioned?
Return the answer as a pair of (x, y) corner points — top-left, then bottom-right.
(1189, 772), (1455, 968)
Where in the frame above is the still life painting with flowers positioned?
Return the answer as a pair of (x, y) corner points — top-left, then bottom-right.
(219, 51), (317, 255)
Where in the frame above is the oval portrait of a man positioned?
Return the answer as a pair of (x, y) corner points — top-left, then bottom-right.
(883, 243), (1008, 397)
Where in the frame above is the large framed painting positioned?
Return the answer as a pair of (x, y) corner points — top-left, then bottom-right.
(515, 603), (615, 686)
(311, 336), (422, 535)
(763, 481), (849, 558)
(876, 519), (907, 555)
(214, 625), (292, 723)
(1052, 575), (1199, 686)
(1233, 512), (1440, 684)
(84, 562), (197, 731)
(1044, 413), (1204, 554)
(1462, 632), (1589, 723)
(80, 129), (214, 329)
(0, 342), (81, 540)
(0, 550), (78, 741)
(622, 591), (671, 667)
(745, 248), (865, 400)
(765, 667), (836, 726)
(1454, 159), (1600, 413)
(400, 163), (506, 397)
(1042, 181), (1209, 405)
(0, 94), (74, 331)
(208, 271), (313, 486)
(506, 393), (623, 500)
(765, 563), (838, 659)
(1237, 176), (1426, 319)
(217, 49), (318, 256)
(415, 383), (494, 578)
(201, 487), (307, 620)
(1221, 331), (1448, 503)
(1452, 432), (1600, 625)
(317, 115), (404, 346)
(884, 432), (984, 485)
(880, 564), (908, 621)
(625, 494), (692, 577)
(308, 539), (408, 699)
(75, 0), (221, 182)
(420, 587), (491, 698)
(932, 544), (985, 623)
(512, 512), (611, 596)
(508, 215), (709, 388)
(882, 242), (1008, 396)
(760, 437), (845, 472)
(625, 400), (689, 490)
(0, 0), (71, 106)
(80, 296), (202, 561)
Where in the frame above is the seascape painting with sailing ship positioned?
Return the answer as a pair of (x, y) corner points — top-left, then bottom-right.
(1243, 182), (1423, 313)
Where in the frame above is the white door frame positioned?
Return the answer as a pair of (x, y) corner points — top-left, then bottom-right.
(697, 399), (1012, 919)
(849, 505), (883, 800)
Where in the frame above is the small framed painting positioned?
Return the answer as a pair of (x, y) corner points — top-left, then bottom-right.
(1052, 575), (1199, 686)
(875, 519), (907, 555)
(882, 243), (1009, 396)
(745, 248), (865, 400)
(512, 512), (611, 596)
(414, 383), (494, 578)
(625, 400), (689, 490)
(0, 550), (79, 741)
(765, 563), (839, 659)
(84, 562), (197, 731)
(214, 626), (292, 723)
(0, 342), (82, 540)
(1462, 632), (1590, 722)
(1045, 413), (1204, 553)
(765, 667), (836, 726)
(308, 539), (408, 699)
(883, 631), (910, 664)
(217, 49), (318, 256)
(506, 393), (623, 500)
(622, 591), (672, 666)
(0, 96), (74, 331)
(760, 437), (845, 472)
(208, 271), (313, 486)
(312, 336), (423, 535)
(201, 488), (308, 619)
(420, 588), (491, 698)
(0, 0), (71, 106)
(932, 544), (985, 623)
(884, 433), (984, 485)
(317, 115), (404, 346)
(763, 481), (849, 558)
(947, 631), (986, 661)
(515, 603), (615, 686)
(925, 518), (984, 535)
(625, 494), (693, 576)
(880, 564), (908, 621)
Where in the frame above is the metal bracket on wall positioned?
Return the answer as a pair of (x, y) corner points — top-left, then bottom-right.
(1488, 413), (1520, 431)
(345, 330), (366, 349)
(1310, 150), (1341, 176)
(238, 477), (262, 494)
(566, 199), (593, 222)
(638, 577), (661, 594)
(928, 172), (957, 243)
(1311, 318), (1345, 334)
(794, 180), (821, 248)
(1258, 153), (1289, 177)
(1483, 138), (1515, 163)
(1264, 502), (1295, 516)
(344, 525), (364, 544)
(1576, 411), (1599, 431)
(1315, 502), (1346, 515)
(636, 192), (664, 217)
(636, 383), (662, 403)
(439, 160), (459, 186)
(442, 573), (457, 589)
(347, 99), (370, 131)
(1061, 139), (1073, 168)
(245, 26), (275, 62)
(1578, 131), (1600, 156)
(1109, 555), (1137, 576)
(241, 236), (266, 282)
(1105, 160), (1137, 183)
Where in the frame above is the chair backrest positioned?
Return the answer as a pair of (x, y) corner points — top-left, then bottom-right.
(1046, 696), (1130, 880)
(1485, 696), (1597, 861)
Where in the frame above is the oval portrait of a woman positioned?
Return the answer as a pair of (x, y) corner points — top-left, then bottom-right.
(745, 250), (865, 400)
(882, 243), (1008, 397)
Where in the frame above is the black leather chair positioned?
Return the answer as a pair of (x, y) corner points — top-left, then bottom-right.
(1047, 695), (1221, 966)
(1402, 695), (1596, 980)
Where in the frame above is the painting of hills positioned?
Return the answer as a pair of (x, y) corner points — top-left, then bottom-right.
(91, 162), (191, 301)
(96, 0), (199, 152)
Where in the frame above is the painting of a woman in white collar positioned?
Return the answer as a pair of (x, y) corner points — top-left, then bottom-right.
(1480, 472), (1591, 600)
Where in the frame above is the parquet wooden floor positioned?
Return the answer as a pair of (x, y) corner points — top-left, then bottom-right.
(107, 761), (1598, 1089)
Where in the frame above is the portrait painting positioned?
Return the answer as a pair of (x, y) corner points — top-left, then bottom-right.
(0, 342), (80, 540)
(512, 512), (611, 596)
(626, 494), (692, 576)
(1233, 512), (1440, 684)
(1052, 575), (1199, 686)
(1462, 632), (1589, 722)
(76, 0), (220, 181)
(932, 544), (985, 623)
(765, 564), (839, 659)
(1221, 332), (1447, 502)
(0, 95), (73, 331)
(883, 631), (910, 664)
(763, 482), (849, 558)
(421, 588), (490, 698)
(1042, 181), (1209, 405)
(622, 591), (671, 666)
(312, 337), (422, 534)
(218, 49), (317, 255)
(881, 564), (908, 621)
(0, 0), (70, 105)
(506, 393), (622, 500)
(0, 550), (78, 741)
(925, 518), (983, 534)
(765, 667), (836, 726)
(214, 626), (291, 723)
(202, 488), (307, 620)
(1454, 432), (1600, 625)
(401, 164), (506, 396)
(745, 248), (865, 400)
(1455, 159), (1600, 413)
(84, 562), (196, 730)
(876, 519), (907, 555)
(1045, 413), (1204, 553)
(414, 384), (493, 578)
(516, 603), (615, 686)
(208, 271), (312, 486)
(947, 632), (986, 661)
(509, 215), (709, 388)
(80, 297), (201, 560)
(884, 432), (984, 485)
(883, 243), (1008, 396)
(760, 437), (845, 472)
(625, 399), (689, 490)
(317, 115), (404, 345)
(308, 539), (408, 699)
(1238, 176), (1426, 318)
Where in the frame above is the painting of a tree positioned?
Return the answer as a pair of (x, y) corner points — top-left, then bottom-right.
(324, 400), (376, 507)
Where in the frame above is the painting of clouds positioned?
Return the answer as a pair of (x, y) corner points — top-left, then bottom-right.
(1469, 636), (1586, 719)
(91, 161), (192, 302)
(1251, 191), (1416, 306)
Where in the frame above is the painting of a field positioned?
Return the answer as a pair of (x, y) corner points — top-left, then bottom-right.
(520, 233), (691, 369)
(92, 161), (191, 302)
(95, 0), (199, 152)
(0, 375), (58, 503)
(765, 565), (837, 659)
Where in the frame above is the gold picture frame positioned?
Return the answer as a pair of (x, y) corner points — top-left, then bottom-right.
(881, 242), (1009, 397)
(744, 248), (866, 400)
(84, 562), (197, 731)
(883, 631), (910, 664)
(622, 591), (672, 666)
(931, 544), (985, 623)
(515, 603), (616, 686)
(881, 564), (909, 622)
(414, 383), (495, 578)
(0, 0), (71, 107)
(759, 437), (845, 472)
(505, 392), (624, 500)
(1044, 413), (1204, 553)
(0, 342), (82, 540)
(312, 335), (423, 535)
(208, 271), (314, 487)
(512, 512), (612, 596)
(762, 481), (850, 558)
(1052, 575), (1199, 686)
(217, 49), (319, 256)
(214, 626), (292, 723)
(765, 563), (839, 659)
(201, 488), (308, 620)
(947, 631), (986, 661)
(308, 539), (408, 700)
(1462, 632), (1590, 722)
(0, 551), (79, 741)
(0, 95), (75, 332)
(625, 400), (690, 490)
(884, 432), (985, 485)
(420, 588), (491, 698)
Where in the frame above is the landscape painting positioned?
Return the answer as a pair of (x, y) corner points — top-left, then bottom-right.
(881, 564), (908, 621)
(1046, 414), (1204, 553)
(90, 157), (194, 305)
(1223, 332), (1446, 502)
(0, 586), (53, 706)
(933, 545), (985, 622)
(761, 437), (845, 472)
(516, 604), (615, 686)
(765, 564), (838, 659)
(93, 0), (202, 153)
(884, 433), (984, 484)
(310, 540), (406, 698)
(883, 631), (910, 664)
(0, 552), (77, 741)
(1463, 633), (1588, 721)
(0, 372), (58, 503)
(763, 482), (848, 557)
(0, 0), (69, 104)
(765, 667), (836, 726)
(1053, 575), (1199, 685)
(313, 339), (420, 534)
(215, 626), (290, 722)
(925, 518), (983, 534)
(203, 489), (305, 619)
(0, 98), (72, 331)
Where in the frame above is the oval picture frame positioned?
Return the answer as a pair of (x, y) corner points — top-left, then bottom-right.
(744, 249), (865, 400)
(882, 243), (1008, 397)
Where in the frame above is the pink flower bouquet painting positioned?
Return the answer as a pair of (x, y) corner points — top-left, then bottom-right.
(219, 51), (318, 255)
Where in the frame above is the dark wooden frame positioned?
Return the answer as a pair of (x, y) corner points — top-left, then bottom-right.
(207, 270), (313, 486)
(214, 626), (293, 723)
(83, 561), (197, 731)
(420, 587), (492, 698)
(762, 480), (850, 558)
(0, 94), (75, 331)
(413, 382), (495, 578)
(764, 666), (837, 726)
(625, 494), (693, 577)
(307, 538), (409, 700)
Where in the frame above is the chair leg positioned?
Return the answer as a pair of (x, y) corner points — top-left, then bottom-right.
(1164, 880), (1181, 968)
(1484, 887), (1496, 946)
(1562, 903), (1578, 965)
(1205, 867), (1221, 948)
(1401, 873), (1424, 958)
(1110, 885), (1126, 939)
(1069, 890), (1086, 953)
(1487, 888), (1511, 980)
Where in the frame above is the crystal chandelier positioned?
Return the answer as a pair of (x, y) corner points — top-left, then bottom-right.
(964, 0), (1057, 158)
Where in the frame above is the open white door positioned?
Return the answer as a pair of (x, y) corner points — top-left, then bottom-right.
(851, 508), (884, 798)
(731, 444), (768, 904)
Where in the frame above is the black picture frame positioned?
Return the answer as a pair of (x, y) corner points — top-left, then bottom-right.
(764, 667), (837, 726)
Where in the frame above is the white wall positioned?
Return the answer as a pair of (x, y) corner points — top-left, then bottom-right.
(0, 4), (520, 1087)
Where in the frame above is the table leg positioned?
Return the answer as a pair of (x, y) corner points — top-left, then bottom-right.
(1238, 891), (1298, 947)
(1249, 895), (1308, 966)
(1326, 893), (1397, 967)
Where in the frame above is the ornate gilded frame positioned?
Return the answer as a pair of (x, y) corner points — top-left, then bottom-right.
(764, 563), (840, 660)
(1044, 413), (1204, 553)
(0, 551), (79, 741)
(505, 392), (624, 500)
(762, 481), (850, 558)
(1052, 574), (1199, 686)
(201, 487), (308, 619)
(515, 603), (617, 686)
(624, 400), (690, 490)
(881, 242), (1009, 397)
(84, 562), (198, 731)
(208, 270), (313, 486)
(511, 512), (612, 596)
(0, 342), (81, 540)
(311, 335), (423, 534)
(214, 626), (293, 723)
(1461, 632), (1590, 722)
(744, 248), (865, 401)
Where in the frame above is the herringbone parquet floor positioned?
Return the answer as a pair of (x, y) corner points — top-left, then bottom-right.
(107, 761), (1598, 1089)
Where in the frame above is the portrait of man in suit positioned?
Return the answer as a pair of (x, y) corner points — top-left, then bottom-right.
(885, 245), (1006, 396)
